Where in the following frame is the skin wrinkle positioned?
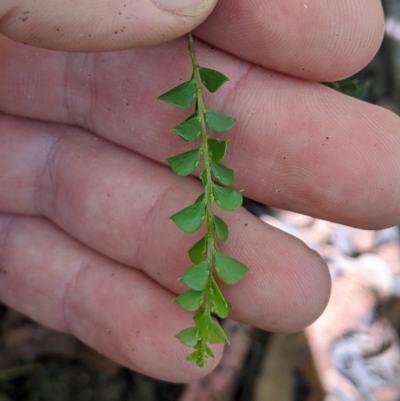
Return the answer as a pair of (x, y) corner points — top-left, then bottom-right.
(60, 253), (97, 335)
(0, 213), (15, 266)
(64, 52), (98, 130)
(135, 180), (182, 273)
(33, 130), (64, 218)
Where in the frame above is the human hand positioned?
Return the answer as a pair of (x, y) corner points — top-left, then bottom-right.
(0, 0), (394, 383)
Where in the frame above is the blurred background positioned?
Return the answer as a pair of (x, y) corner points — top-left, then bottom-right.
(2, 2), (400, 401)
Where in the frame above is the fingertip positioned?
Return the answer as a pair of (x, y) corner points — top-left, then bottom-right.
(320, 0), (385, 81)
(285, 247), (331, 331)
(0, 0), (217, 51)
(196, 0), (385, 82)
(264, 239), (332, 333)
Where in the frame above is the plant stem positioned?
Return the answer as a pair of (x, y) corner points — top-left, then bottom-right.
(187, 32), (216, 366)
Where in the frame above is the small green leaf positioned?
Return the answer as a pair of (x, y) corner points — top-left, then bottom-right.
(196, 309), (210, 339)
(157, 80), (196, 109)
(188, 236), (207, 264)
(186, 350), (201, 363)
(211, 279), (231, 318)
(213, 215), (228, 241)
(210, 160), (234, 186)
(205, 346), (215, 358)
(199, 170), (207, 186)
(170, 201), (205, 233)
(323, 79), (369, 100)
(167, 149), (200, 176)
(175, 289), (204, 312)
(194, 308), (205, 326)
(195, 192), (205, 204)
(213, 185), (243, 211)
(176, 327), (198, 347)
(211, 278), (232, 319)
(199, 67), (229, 93)
(205, 111), (235, 133)
(180, 261), (210, 291)
(208, 138), (228, 162)
(172, 115), (202, 141)
(208, 321), (229, 344)
(215, 253), (249, 285)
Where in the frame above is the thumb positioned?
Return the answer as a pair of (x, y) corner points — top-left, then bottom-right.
(0, 0), (217, 51)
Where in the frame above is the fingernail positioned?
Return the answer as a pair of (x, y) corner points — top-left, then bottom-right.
(154, 0), (214, 16)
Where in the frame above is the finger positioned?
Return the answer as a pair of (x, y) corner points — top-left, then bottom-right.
(0, 213), (223, 382)
(0, 113), (330, 332)
(195, 0), (385, 80)
(1, 38), (400, 229)
(0, 0), (216, 51)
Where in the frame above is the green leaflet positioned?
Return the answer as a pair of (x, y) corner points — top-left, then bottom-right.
(210, 160), (234, 186)
(180, 261), (210, 291)
(211, 279), (231, 318)
(194, 308), (205, 327)
(187, 349), (206, 367)
(170, 201), (205, 233)
(158, 80), (196, 109)
(176, 327), (198, 347)
(199, 170), (207, 186)
(208, 138), (228, 162)
(205, 346), (215, 358)
(194, 192), (205, 204)
(195, 308), (210, 339)
(208, 321), (229, 344)
(214, 253), (249, 285)
(199, 67), (229, 93)
(175, 289), (204, 312)
(188, 236), (207, 264)
(167, 149), (200, 176)
(205, 110), (235, 133)
(323, 79), (369, 100)
(213, 185), (243, 211)
(213, 215), (228, 241)
(172, 115), (202, 141)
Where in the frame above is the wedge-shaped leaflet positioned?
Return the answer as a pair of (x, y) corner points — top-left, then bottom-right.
(215, 253), (249, 285)
(210, 160), (234, 186)
(205, 111), (235, 133)
(158, 80), (196, 109)
(208, 321), (229, 344)
(213, 185), (243, 211)
(199, 67), (229, 93)
(199, 170), (207, 186)
(208, 138), (228, 162)
(195, 192), (205, 203)
(188, 236), (207, 264)
(194, 308), (205, 326)
(205, 346), (215, 358)
(186, 350), (201, 363)
(172, 115), (202, 141)
(211, 279), (231, 318)
(213, 215), (228, 241)
(176, 327), (198, 347)
(180, 261), (210, 291)
(170, 201), (205, 233)
(167, 149), (200, 176)
(196, 308), (210, 339)
(175, 289), (204, 312)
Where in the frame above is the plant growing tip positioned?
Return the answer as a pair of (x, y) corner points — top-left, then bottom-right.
(158, 32), (249, 367)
